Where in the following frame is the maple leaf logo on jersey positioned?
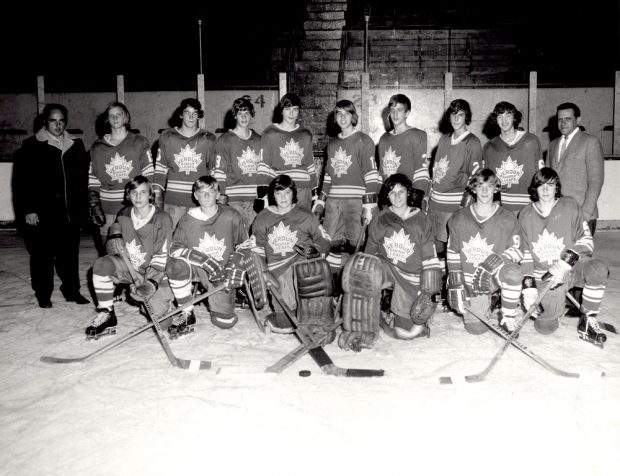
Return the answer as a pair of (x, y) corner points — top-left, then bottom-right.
(174, 144), (202, 175)
(237, 147), (260, 176)
(383, 228), (415, 265)
(268, 221), (298, 256)
(381, 146), (401, 176)
(330, 147), (352, 177)
(495, 156), (524, 188)
(279, 139), (303, 167)
(126, 239), (146, 269)
(433, 155), (449, 183)
(105, 153), (133, 183)
(193, 232), (226, 262)
(532, 229), (565, 265)
(462, 233), (495, 268)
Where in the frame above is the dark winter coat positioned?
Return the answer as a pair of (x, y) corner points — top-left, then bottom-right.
(13, 129), (89, 225)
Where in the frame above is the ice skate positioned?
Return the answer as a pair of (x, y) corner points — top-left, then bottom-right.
(578, 313), (607, 348)
(85, 308), (117, 341)
(168, 309), (196, 339)
(499, 315), (519, 338)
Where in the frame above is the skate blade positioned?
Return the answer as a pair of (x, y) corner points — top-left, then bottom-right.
(578, 332), (605, 348)
(85, 327), (117, 341)
(169, 326), (195, 340)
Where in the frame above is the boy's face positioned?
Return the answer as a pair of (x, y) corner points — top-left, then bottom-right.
(45, 109), (66, 138)
(389, 103), (409, 127)
(181, 107), (200, 129)
(388, 183), (408, 208)
(282, 106), (299, 125)
(108, 107), (128, 130)
(474, 181), (496, 204)
(335, 108), (353, 131)
(274, 187), (293, 210)
(450, 110), (467, 131)
(235, 109), (252, 128)
(496, 111), (515, 133)
(537, 181), (557, 203)
(129, 183), (151, 209)
(194, 183), (219, 208)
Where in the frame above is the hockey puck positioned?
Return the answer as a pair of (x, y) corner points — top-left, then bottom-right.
(298, 370), (311, 377)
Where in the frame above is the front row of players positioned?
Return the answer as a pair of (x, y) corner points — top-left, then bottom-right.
(85, 168), (609, 348)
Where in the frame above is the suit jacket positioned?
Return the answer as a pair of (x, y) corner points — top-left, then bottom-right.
(548, 130), (604, 219)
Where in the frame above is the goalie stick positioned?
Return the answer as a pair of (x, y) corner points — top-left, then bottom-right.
(565, 292), (617, 334)
(438, 303), (602, 384)
(266, 282), (384, 377)
(441, 280), (554, 384)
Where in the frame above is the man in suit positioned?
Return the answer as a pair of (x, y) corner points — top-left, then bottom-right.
(548, 102), (604, 235)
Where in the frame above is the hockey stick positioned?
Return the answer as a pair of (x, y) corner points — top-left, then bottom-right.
(40, 284), (225, 364)
(565, 292), (617, 334)
(441, 280), (554, 384)
(115, 245), (212, 370)
(439, 302), (584, 384)
(266, 282), (384, 377)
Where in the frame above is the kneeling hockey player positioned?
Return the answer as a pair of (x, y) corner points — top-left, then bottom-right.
(446, 169), (524, 335)
(86, 176), (173, 339)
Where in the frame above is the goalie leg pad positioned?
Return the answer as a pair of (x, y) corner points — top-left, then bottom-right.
(245, 252), (269, 310)
(420, 268), (442, 295)
(339, 253), (384, 350)
(294, 258), (335, 339)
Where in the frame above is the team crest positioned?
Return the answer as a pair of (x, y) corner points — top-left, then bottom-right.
(126, 239), (146, 269)
(268, 221), (298, 256)
(532, 229), (565, 265)
(433, 155), (449, 183)
(381, 146), (401, 176)
(279, 139), (304, 167)
(495, 156), (524, 188)
(105, 153), (133, 183)
(462, 233), (495, 268)
(383, 228), (415, 265)
(194, 232), (226, 262)
(331, 147), (352, 177)
(237, 147), (260, 176)
(174, 144), (202, 175)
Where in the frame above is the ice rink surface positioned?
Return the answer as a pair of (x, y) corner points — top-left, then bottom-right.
(1, 229), (619, 476)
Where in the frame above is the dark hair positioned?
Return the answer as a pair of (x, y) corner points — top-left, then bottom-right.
(267, 174), (297, 207)
(272, 93), (302, 124)
(378, 173), (419, 210)
(124, 175), (154, 204)
(528, 167), (562, 202)
(388, 94), (411, 112)
(334, 99), (359, 127)
(491, 101), (522, 128)
(170, 98), (204, 128)
(556, 102), (580, 118)
(192, 175), (219, 195)
(466, 168), (501, 201)
(447, 99), (472, 125)
(43, 103), (68, 122)
(102, 101), (131, 131)
(233, 95), (255, 118)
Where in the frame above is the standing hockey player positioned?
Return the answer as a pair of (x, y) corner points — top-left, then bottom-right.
(251, 175), (331, 333)
(482, 101), (543, 213)
(211, 96), (262, 229)
(88, 102), (155, 249)
(377, 94), (429, 201)
(86, 176), (173, 339)
(446, 169), (524, 335)
(346, 173), (441, 343)
(153, 98), (217, 227)
(312, 100), (382, 271)
(166, 176), (248, 336)
(518, 168), (608, 345)
(257, 93), (317, 211)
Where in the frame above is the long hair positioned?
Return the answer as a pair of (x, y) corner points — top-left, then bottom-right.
(232, 95), (255, 118)
(334, 99), (359, 127)
(528, 167), (562, 202)
(267, 174), (297, 207)
(491, 101), (522, 128)
(123, 175), (155, 205)
(378, 173), (418, 210)
(466, 168), (502, 202)
(272, 93), (302, 124)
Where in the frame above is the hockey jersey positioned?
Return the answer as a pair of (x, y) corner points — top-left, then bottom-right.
(170, 205), (248, 266)
(257, 124), (317, 190)
(366, 207), (440, 284)
(251, 205), (331, 276)
(378, 128), (430, 194)
(429, 131), (482, 212)
(322, 131), (382, 202)
(114, 205), (172, 278)
(89, 132), (154, 215)
(518, 196), (593, 279)
(447, 204), (522, 290)
(483, 131), (543, 212)
(211, 130), (262, 202)
(153, 128), (216, 207)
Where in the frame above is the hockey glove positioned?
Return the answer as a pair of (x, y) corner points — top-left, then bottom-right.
(311, 190), (327, 219)
(253, 185), (269, 214)
(472, 253), (504, 294)
(88, 190), (106, 227)
(178, 248), (225, 282)
(222, 248), (250, 292)
(447, 270), (467, 314)
(543, 249), (579, 289)
(294, 241), (321, 260)
(129, 279), (158, 302)
(105, 223), (125, 256)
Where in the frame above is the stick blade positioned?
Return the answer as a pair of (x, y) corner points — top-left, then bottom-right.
(438, 376), (454, 385)
(40, 355), (84, 364)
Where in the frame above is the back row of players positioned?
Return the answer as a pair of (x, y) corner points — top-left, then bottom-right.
(84, 93), (608, 347)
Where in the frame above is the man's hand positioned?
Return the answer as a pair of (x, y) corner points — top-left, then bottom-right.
(25, 213), (39, 226)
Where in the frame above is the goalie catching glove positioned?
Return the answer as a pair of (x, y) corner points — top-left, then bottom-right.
(174, 248), (225, 282)
(472, 253), (504, 294)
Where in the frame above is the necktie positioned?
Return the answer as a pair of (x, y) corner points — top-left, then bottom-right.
(559, 136), (568, 160)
